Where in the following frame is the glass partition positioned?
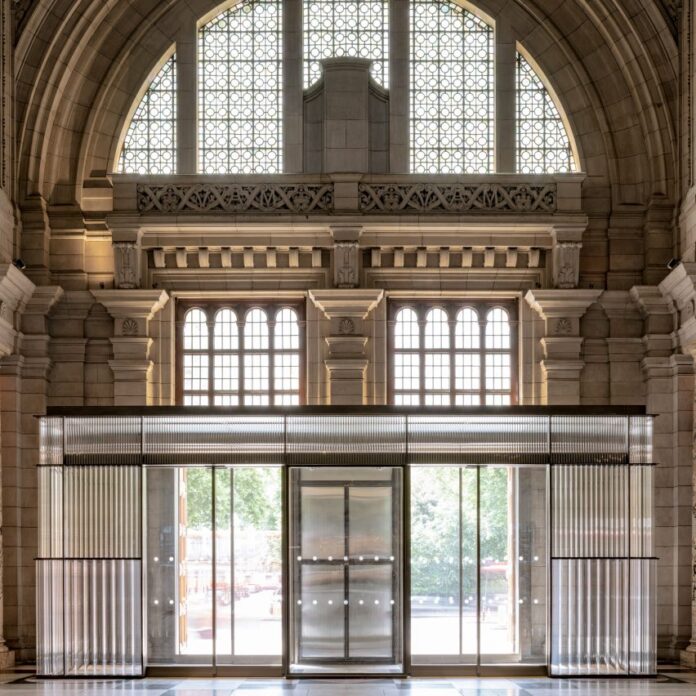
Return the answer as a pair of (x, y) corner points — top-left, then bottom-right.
(37, 411), (655, 678)
(410, 465), (546, 666)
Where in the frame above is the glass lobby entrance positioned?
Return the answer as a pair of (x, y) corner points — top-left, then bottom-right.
(37, 410), (656, 678)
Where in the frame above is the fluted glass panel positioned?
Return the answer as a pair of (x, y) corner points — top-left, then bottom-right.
(630, 466), (654, 558)
(552, 465), (628, 558)
(286, 415), (406, 465)
(64, 467), (141, 558)
(629, 559), (656, 675)
(64, 417), (141, 465)
(629, 416), (653, 464)
(40, 417), (63, 465)
(408, 416), (547, 465)
(550, 417), (628, 464)
(62, 560), (142, 676)
(551, 559), (628, 675)
(36, 560), (64, 676)
(143, 416), (284, 464)
(38, 467), (63, 558)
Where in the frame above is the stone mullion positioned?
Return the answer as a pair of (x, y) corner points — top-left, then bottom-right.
(177, 11), (198, 175)
(283, 0), (303, 172)
(389, 0), (409, 173)
(495, 16), (516, 173)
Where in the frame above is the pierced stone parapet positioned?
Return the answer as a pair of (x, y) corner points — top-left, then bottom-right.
(358, 182), (557, 213)
(137, 183), (334, 213)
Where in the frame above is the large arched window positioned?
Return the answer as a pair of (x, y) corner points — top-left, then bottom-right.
(516, 52), (576, 173)
(180, 303), (302, 405)
(304, 0), (389, 88)
(392, 302), (516, 405)
(410, 1), (494, 173)
(198, 0), (283, 173)
(116, 1), (578, 176)
(118, 54), (177, 174)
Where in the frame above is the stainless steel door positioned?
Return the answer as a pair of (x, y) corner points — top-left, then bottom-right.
(289, 467), (402, 672)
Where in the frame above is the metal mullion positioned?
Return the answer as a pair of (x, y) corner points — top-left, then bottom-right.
(269, 314), (276, 405)
(479, 313), (486, 406)
(419, 310), (425, 406)
(449, 312), (456, 406)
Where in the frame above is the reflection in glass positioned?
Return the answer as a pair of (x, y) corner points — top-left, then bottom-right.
(410, 466), (546, 665)
(216, 467), (282, 662)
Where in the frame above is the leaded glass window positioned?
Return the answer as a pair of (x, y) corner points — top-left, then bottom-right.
(516, 53), (576, 173)
(199, 0), (283, 174)
(118, 54), (177, 174)
(180, 303), (303, 405)
(303, 0), (389, 88)
(391, 302), (516, 406)
(410, 1), (494, 173)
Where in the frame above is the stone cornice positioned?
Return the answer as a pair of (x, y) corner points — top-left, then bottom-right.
(308, 289), (384, 319)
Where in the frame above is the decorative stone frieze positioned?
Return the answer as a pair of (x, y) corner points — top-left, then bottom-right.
(137, 183), (334, 213)
(359, 182), (557, 213)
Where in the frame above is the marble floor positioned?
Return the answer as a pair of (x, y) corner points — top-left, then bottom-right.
(0, 668), (694, 696)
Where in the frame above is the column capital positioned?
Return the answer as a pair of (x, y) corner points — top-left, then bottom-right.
(525, 288), (600, 337)
(91, 289), (169, 325)
(309, 289), (383, 320)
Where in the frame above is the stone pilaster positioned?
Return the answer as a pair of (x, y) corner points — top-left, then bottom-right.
(91, 290), (169, 405)
(525, 289), (601, 404)
(308, 289), (383, 405)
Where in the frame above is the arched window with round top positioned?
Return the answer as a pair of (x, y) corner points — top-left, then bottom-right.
(178, 302), (304, 405)
(244, 308), (271, 405)
(390, 301), (516, 406)
(424, 307), (450, 405)
(182, 308), (210, 405)
(213, 308), (240, 405)
(393, 307), (420, 405)
(484, 307), (512, 405)
(274, 308), (301, 405)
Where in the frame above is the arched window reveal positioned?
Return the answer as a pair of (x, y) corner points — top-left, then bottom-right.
(199, 0), (283, 173)
(304, 0), (389, 88)
(118, 54), (177, 174)
(180, 303), (303, 405)
(392, 302), (516, 406)
(410, 1), (494, 173)
(516, 53), (576, 173)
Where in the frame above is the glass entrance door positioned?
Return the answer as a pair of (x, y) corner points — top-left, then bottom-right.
(289, 467), (403, 674)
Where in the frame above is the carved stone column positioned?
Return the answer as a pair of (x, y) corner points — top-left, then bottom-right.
(111, 223), (143, 290)
(91, 290), (169, 405)
(525, 288), (601, 404)
(308, 289), (383, 405)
